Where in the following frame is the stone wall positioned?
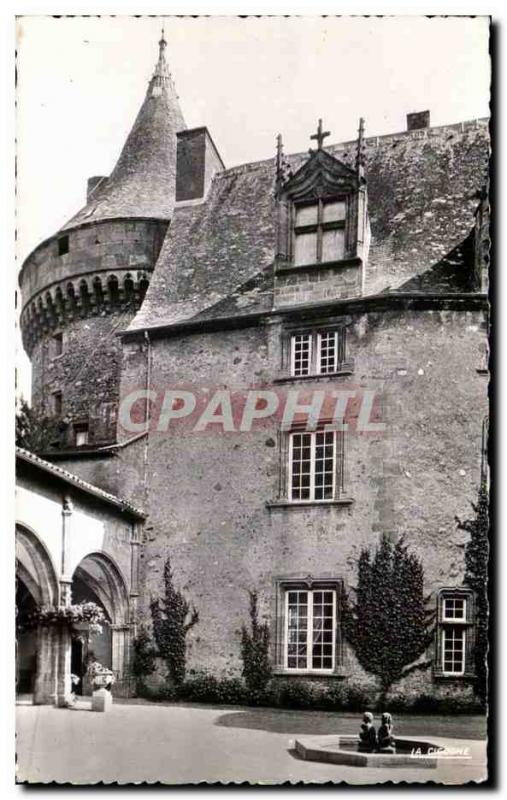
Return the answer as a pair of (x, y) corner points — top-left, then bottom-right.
(274, 262), (363, 308)
(30, 313), (125, 445)
(20, 218), (167, 444)
(108, 305), (487, 692)
(20, 218), (166, 308)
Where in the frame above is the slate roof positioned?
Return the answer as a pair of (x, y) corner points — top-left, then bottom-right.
(63, 38), (186, 231)
(16, 447), (146, 519)
(131, 118), (489, 332)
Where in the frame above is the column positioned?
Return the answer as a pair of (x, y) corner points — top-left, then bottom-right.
(111, 625), (131, 697)
(54, 496), (73, 707)
(33, 625), (58, 705)
(55, 626), (73, 707)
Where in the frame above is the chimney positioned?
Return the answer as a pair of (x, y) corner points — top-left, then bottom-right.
(176, 127), (224, 202)
(87, 175), (107, 202)
(406, 111), (430, 131)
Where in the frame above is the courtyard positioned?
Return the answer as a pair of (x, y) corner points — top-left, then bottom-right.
(16, 699), (487, 785)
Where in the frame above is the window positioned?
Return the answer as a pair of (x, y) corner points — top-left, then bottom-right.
(442, 627), (466, 675)
(290, 329), (346, 377)
(52, 391), (62, 416)
(285, 588), (336, 672)
(436, 590), (474, 678)
(293, 199), (346, 266)
(442, 597), (466, 622)
(74, 424), (89, 447)
(291, 334), (312, 377)
(289, 429), (341, 502)
(51, 332), (63, 357)
(58, 235), (69, 256)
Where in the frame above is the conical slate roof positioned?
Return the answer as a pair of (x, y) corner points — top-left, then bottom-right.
(63, 33), (186, 230)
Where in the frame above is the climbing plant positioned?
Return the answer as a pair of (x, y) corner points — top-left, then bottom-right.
(22, 601), (106, 635)
(150, 557), (199, 687)
(457, 483), (490, 703)
(132, 626), (158, 694)
(16, 398), (68, 452)
(343, 534), (433, 700)
(240, 591), (272, 696)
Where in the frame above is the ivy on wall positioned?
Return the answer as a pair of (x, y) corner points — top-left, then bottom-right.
(132, 626), (158, 694)
(343, 534), (433, 700)
(15, 398), (68, 452)
(240, 591), (272, 697)
(150, 557), (199, 687)
(458, 483), (490, 703)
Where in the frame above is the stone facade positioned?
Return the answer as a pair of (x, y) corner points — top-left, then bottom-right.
(18, 36), (490, 702)
(107, 303), (486, 694)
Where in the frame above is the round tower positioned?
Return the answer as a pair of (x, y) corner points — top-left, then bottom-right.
(19, 33), (185, 449)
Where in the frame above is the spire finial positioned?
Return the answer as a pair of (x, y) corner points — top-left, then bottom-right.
(151, 25), (171, 93)
(275, 133), (292, 194)
(356, 117), (366, 180)
(159, 27), (166, 56)
(310, 118), (331, 151)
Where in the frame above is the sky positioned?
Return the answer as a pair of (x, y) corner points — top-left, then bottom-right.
(15, 15), (491, 399)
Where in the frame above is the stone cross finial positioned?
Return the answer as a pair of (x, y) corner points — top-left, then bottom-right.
(310, 118), (331, 150)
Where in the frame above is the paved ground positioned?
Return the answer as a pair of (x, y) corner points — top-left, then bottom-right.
(16, 699), (488, 785)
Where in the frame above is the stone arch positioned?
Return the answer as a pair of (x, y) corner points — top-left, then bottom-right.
(54, 286), (65, 318)
(15, 523), (59, 607)
(138, 276), (150, 303)
(66, 281), (77, 313)
(107, 274), (120, 306)
(71, 551), (129, 624)
(124, 273), (135, 303)
(93, 275), (104, 307)
(71, 552), (131, 687)
(79, 279), (91, 313)
(16, 524), (60, 698)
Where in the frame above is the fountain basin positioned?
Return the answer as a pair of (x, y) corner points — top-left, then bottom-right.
(295, 735), (458, 768)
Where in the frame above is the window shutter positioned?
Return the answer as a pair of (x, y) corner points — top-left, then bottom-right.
(338, 328), (346, 365)
(273, 586), (285, 670)
(276, 199), (290, 263)
(464, 593), (476, 675)
(346, 193), (357, 257)
(335, 583), (343, 669)
(434, 595), (443, 675)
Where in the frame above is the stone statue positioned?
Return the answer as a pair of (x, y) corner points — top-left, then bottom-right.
(377, 712), (396, 753)
(358, 711), (377, 753)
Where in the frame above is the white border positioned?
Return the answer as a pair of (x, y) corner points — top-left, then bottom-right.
(2, 3), (503, 798)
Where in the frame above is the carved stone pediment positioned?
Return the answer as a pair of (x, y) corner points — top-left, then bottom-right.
(282, 149), (357, 202)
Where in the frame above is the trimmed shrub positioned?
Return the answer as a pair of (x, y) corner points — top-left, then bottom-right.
(180, 673), (247, 705)
(275, 680), (322, 710)
(136, 683), (177, 702)
(411, 693), (485, 715)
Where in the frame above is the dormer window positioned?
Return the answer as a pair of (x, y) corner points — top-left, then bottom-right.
(274, 121), (370, 308)
(293, 199), (346, 266)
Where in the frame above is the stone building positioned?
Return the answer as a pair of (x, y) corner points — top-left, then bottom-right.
(16, 447), (144, 703)
(18, 34), (489, 701)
